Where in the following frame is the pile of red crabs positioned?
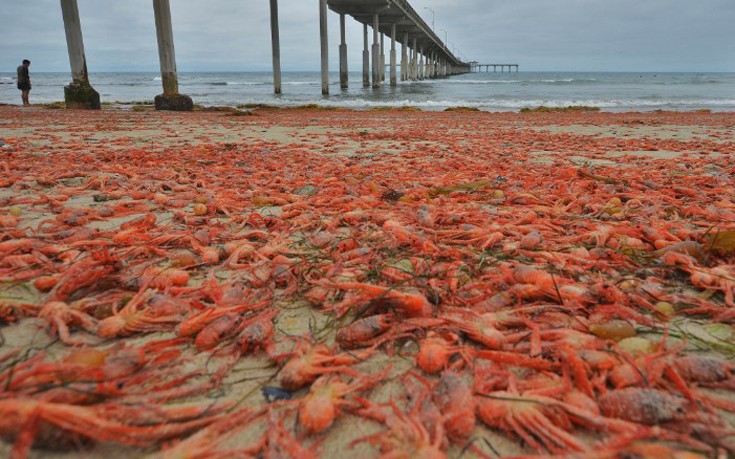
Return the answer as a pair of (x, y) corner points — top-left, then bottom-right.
(0, 107), (734, 458)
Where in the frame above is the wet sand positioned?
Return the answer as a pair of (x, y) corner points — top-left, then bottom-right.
(1, 106), (735, 458)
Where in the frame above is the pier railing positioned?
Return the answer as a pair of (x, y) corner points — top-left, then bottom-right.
(470, 63), (520, 73)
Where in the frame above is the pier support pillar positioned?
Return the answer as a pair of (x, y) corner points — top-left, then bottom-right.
(339, 13), (348, 90)
(362, 24), (370, 88)
(269, 0), (282, 94)
(417, 50), (420, 80)
(319, 0), (329, 95)
(401, 33), (408, 81)
(371, 15), (380, 88)
(380, 33), (385, 82)
(411, 39), (418, 81)
(153, 0), (192, 110)
(60, 0), (100, 109)
(390, 24), (397, 87)
(418, 49), (423, 80)
(409, 45), (414, 80)
(422, 51), (427, 79)
(423, 51), (427, 79)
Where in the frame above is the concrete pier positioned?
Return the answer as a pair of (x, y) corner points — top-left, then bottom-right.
(327, 0), (470, 85)
(269, 0), (282, 95)
(60, 0), (472, 104)
(152, 0), (192, 111)
(56, 0), (471, 105)
(339, 13), (348, 89)
(56, 0), (473, 105)
(60, 0), (100, 109)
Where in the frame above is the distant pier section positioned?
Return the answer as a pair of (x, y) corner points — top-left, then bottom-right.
(469, 62), (519, 73)
(324, 0), (470, 94)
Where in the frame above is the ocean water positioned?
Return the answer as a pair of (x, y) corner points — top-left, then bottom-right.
(1, 71), (733, 112)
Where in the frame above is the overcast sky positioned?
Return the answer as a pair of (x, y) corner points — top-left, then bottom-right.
(1, 0), (733, 73)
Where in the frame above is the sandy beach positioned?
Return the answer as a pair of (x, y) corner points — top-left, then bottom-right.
(1, 105), (735, 458)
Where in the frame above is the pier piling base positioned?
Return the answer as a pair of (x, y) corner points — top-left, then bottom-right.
(64, 82), (101, 110)
(154, 93), (193, 111)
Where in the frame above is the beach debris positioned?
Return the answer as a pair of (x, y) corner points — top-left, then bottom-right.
(708, 231), (735, 255)
(294, 185), (319, 196)
(261, 386), (293, 403)
(380, 189), (404, 202)
(520, 105), (601, 112)
(428, 179), (495, 197)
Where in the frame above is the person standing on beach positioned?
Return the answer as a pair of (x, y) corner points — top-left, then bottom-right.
(17, 59), (31, 106)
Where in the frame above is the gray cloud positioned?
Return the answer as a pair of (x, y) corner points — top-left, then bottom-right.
(1, 0), (733, 72)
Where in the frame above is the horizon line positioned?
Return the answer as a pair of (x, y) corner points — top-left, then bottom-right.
(3, 69), (735, 74)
